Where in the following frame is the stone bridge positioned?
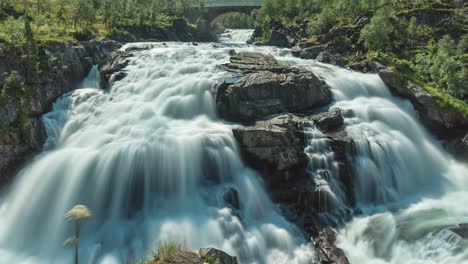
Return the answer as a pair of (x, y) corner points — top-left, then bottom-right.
(204, 5), (261, 25)
(187, 1), (262, 31)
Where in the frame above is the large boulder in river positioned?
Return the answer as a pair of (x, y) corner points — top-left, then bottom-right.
(232, 111), (355, 235)
(233, 114), (308, 187)
(214, 52), (331, 122)
(309, 109), (345, 133)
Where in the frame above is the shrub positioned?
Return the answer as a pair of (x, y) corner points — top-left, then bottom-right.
(1, 71), (24, 99)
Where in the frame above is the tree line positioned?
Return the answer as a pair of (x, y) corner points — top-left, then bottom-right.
(252, 0), (467, 104)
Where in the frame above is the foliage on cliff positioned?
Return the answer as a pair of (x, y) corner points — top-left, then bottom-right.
(252, 0), (467, 113)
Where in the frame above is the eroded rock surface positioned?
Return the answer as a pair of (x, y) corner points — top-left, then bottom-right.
(214, 52), (331, 122)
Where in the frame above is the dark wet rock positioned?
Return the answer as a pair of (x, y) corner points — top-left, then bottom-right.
(316, 52), (346, 67)
(85, 38), (122, 64)
(223, 188), (240, 210)
(290, 45), (302, 57)
(348, 61), (386, 73)
(448, 223), (468, 239)
(98, 50), (132, 90)
(233, 114), (308, 185)
(314, 228), (350, 264)
(266, 30), (293, 48)
(199, 248), (238, 264)
(444, 131), (468, 161)
(228, 49), (237, 56)
(300, 46), (325, 60)
(309, 109), (344, 133)
(215, 52), (331, 122)
(232, 112), (355, 236)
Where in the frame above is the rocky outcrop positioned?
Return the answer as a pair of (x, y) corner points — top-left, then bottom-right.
(233, 114), (308, 191)
(444, 132), (468, 161)
(232, 111), (354, 235)
(309, 109), (345, 133)
(0, 39), (121, 185)
(265, 30), (293, 48)
(214, 52), (331, 122)
(316, 52), (346, 67)
(378, 67), (468, 137)
(198, 248), (238, 264)
(98, 50), (132, 90)
(314, 228), (350, 264)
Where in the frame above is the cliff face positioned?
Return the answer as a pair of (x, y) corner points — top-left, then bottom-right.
(0, 39), (121, 185)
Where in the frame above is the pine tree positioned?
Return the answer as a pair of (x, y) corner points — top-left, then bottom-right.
(23, 14), (38, 83)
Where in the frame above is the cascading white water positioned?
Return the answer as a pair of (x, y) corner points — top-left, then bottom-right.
(0, 40), (315, 264)
(218, 29), (255, 44)
(1, 29), (468, 264)
(303, 121), (346, 214)
(286, 61), (468, 264)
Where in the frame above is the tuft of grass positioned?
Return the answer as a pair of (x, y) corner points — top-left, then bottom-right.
(137, 241), (188, 263)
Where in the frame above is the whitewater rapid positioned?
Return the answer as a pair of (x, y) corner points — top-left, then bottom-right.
(0, 29), (467, 264)
(289, 61), (468, 264)
(0, 33), (313, 264)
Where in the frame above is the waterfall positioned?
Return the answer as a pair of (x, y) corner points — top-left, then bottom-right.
(287, 61), (468, 264)
(0, 42), (314, 264)
(1, 29), (468, 264)
(303, 121), (346, 215)
(218, 29), (255, 44)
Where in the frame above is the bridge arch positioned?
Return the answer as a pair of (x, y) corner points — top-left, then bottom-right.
(209, 11), (254, 29)
(203, 5), (260, 28)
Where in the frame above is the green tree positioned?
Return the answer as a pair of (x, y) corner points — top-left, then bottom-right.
(64, 205), (92, 264)
(360, 10), (394, 51)
(5, 17), (26, 48)
(407, 17), (418, 46)
(457, 34), (468, 56)
(73, 0), (98, 31)
(1, 71), (24, 99)
(23, 14), (39, 83)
